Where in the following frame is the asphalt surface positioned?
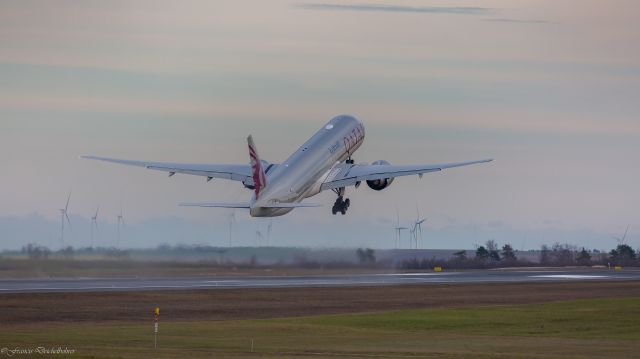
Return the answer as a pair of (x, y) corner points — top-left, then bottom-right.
(1, 268), (639, 293)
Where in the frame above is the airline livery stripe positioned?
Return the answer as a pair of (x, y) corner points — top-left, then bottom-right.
(248, 142), (267, 199)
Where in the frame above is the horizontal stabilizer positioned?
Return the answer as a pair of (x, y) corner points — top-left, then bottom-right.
(178, 202), (321, 208)
(264, 203), (322, 208)
(179, 202), (251, 208)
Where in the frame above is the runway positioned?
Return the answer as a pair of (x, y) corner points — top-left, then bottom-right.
(1, 268), (639, 293)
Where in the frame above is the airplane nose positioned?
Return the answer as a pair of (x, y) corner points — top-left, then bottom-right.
(332, 114), (360, 125)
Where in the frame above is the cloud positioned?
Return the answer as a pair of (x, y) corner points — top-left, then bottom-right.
(298, 3), (490, 15)
(486, 18), (550, 24)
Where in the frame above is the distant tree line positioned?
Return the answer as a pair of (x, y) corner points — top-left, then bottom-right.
(17, 244), (131, 260)
(400, 240), (533, 270)
(539, 242), (638, 267)
(19, 244), (79, 260)
(10, 241), (640, 270)
(356, 248), (376, 264)
(399, 240), (639, 270)
(21, 243), (51, 260)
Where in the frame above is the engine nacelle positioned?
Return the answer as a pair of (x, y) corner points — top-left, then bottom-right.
(366, 160), (394, 191)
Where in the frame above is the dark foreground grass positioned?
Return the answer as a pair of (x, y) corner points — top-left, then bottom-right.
(1, 297), (638, 359)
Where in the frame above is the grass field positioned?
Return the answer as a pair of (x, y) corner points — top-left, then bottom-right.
(0, 257), (396, 278)
(2, 297), (639, 358)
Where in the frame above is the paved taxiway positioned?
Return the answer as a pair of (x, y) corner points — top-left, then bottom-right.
(1, 269), (639, 293)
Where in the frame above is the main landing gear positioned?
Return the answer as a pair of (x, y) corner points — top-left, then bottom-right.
(332, 157), (355, 215)
(331, 187), (350, 215)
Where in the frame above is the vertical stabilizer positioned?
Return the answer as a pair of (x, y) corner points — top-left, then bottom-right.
(247, 135), (267, 199)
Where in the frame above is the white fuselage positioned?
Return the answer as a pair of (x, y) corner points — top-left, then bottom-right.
(250, 115), (364, 217)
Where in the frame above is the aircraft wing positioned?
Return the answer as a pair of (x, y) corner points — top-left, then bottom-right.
(320, 159), (493, 191)
(81, 155), (257, 185)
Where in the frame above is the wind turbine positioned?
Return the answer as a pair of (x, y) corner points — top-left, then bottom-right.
(413, 207), (427, 249)
(393, 209), (408, 248)
(255, 227), (263, 247)
(58, 192), (72, 248)
(90, 205), (99, 248)
(266, 219), (273, 246)
(613, 225), (630, 246)
(116, 206), (125, 248)
(409, 222), (417, 249)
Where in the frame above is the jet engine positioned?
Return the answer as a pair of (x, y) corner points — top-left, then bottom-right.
(366, 160), (395, 191)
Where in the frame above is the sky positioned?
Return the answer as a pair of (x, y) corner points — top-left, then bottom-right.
(1, 0), (639, 250)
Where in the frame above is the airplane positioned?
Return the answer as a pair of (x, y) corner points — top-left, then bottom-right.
(82, 115), (492, 217)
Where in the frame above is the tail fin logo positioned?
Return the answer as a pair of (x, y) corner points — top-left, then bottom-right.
(247, 135), (267, 199)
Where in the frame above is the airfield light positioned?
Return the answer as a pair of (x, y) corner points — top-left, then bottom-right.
(154, 307), (160, 349)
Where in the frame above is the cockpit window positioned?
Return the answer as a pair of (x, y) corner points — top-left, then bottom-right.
(325, 124), (334, 130)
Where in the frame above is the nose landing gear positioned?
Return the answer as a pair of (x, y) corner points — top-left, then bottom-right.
(331, 187), (350, 215)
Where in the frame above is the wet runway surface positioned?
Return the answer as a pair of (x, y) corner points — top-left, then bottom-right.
(1, 268), (639, 293)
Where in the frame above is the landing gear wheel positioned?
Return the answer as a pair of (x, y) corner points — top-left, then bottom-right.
(332, 196), (343, 215)
(331, 195), (351, 215)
